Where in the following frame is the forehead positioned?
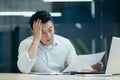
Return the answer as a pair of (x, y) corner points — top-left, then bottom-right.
(42, 20), (54, 30)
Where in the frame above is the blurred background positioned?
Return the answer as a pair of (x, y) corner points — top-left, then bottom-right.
(0, 0), (120, 73)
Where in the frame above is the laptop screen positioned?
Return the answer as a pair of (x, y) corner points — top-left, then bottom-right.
(106, 37), (120, 74)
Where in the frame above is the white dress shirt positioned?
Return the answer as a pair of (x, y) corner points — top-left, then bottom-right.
(17, 34), (77, 73)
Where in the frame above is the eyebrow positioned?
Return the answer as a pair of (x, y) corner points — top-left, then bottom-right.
(48, 26), (52, 30)
(42, 26), (52, 32)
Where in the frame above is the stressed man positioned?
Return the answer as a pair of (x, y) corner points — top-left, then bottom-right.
(17, 11), (103, 73)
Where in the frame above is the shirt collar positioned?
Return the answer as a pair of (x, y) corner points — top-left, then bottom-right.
(39, 37), (59, 50)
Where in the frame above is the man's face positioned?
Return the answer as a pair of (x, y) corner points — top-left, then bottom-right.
(40, 20), (54, 46)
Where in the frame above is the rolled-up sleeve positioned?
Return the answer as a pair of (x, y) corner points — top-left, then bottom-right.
(17, 40), (36, 73)
(65, 39), (77, 65)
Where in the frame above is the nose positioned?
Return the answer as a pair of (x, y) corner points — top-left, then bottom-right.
(46, 32), (51, 39)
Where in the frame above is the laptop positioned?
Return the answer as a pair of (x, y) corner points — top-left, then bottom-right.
(69, 37), (120, 76)
(105, 36), (120, 75)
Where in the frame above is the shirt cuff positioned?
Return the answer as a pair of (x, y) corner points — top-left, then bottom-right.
(26, 52), (36, 62)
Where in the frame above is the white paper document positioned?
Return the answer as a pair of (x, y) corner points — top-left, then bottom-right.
(63, 51), (105, 72)
(29, 72), (63, 75)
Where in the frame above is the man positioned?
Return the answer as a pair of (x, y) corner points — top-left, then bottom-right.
(17, 10), (103, 73)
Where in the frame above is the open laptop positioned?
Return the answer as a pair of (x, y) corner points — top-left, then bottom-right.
(69, 37), (120, 76)
(105, 36), (120, 75)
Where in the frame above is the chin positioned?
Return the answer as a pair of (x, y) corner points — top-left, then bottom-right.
(43, 40), (53, 46)
(45, 42), (52, 46)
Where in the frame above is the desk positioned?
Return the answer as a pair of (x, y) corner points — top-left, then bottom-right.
(0, 73), (120, 80)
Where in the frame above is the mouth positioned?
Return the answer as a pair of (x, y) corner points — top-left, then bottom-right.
(46, 39), (52, 42)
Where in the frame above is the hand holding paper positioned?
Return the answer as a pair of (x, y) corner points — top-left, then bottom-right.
(63, 52), (105, 73)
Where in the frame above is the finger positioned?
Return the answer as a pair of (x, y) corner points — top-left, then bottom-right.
(91, 64), (102, 71)
(38, 20), (42, 30)
(97, 61), (103, 64)
(36, 19), (40, 29)
(93, 63), (102, 68)
(94, 65), (103, 71)
(39, 23), (42, 31)
(33, 21), (36, 30)
(96, 62), (103, 67)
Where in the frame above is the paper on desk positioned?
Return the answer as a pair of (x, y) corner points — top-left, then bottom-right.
(29, 72), (63, 75)
(63, 51), (105, 72)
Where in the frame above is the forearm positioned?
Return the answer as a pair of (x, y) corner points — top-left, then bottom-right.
(28, 19), (42, 59)
(28, 40), (39, 59)
(17, 51), (36, 73)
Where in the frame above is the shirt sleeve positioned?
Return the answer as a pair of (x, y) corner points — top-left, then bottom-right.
(65, 39), (77, 65)
(17, 40), (36, 73)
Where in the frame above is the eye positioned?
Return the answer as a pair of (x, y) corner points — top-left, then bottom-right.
(42, 32), (45, 35)
(48, 29), (52, 32)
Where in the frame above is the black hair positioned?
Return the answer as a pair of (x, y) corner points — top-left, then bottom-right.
(29, 10), (53, 29)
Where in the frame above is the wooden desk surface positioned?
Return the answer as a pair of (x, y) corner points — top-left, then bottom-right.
(0, 73), (120, 80)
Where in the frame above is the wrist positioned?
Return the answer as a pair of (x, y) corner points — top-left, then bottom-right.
(32, 40), (40, 44)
